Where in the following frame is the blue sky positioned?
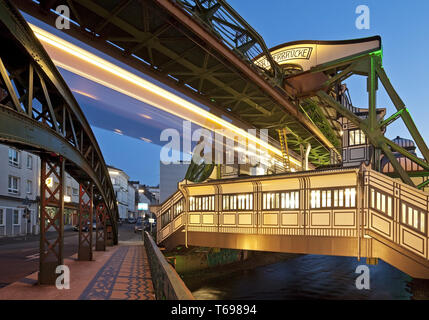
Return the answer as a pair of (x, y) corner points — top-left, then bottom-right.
(27, 1), (429, 185)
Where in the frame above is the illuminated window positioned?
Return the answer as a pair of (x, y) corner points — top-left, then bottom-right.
(401, 201), (426, 234)
(223, 193), (253, 211)
(370, 188), (393, 217)
(348, 129), (367, 146)
(172, 199), (184, 218)
(311, 188), (356, 209)
(189, 195), (215, 212)
(161, 209), (171, 228)
(262, 191), (299, 210)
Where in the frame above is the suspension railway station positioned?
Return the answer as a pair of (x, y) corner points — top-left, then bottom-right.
(0, 0), (429, 299)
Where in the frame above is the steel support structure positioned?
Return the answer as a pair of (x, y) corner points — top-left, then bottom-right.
(15, 0), (341, 168)
(39, 155), (65, 284)
(106, 216), (114, 247)
(78, 183), (93, 261)
(315, 51), (429, 189)
(0, 0), (119, 253)
(95, 202), (107, 251)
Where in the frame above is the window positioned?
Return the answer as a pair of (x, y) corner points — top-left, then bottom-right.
(172, 199), (184, 218)
(72, 188), (78, 196)
(262, 191), (299, 210)
(311, 188), (356, 209)
(370, 188), (392, 217)
(401, 202), (426, 233)
(223, 194), (254, 211)
(8, 176), (19, 194)
(27, 155), (33, 169)
(13, 209), (20, 225)
(348, 129), (367, 146)
(0, 208), (4, 225)
(8, 148), (19, 167)
(161, 209), (171, 228)
(67, 186), (71, 196)
(189, 196), (215, 212)
(26, 180), (32, 194)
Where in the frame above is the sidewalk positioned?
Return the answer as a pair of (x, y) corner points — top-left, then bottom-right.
(0, 242), (155, 300)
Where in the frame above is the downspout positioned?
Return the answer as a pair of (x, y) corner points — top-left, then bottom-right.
(304, 143), (311, 171)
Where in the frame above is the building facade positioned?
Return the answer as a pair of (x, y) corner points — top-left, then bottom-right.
(0, 144), (80, 237)
(127, 182), (136, 219)
(108, 166), (130, 221)
(0, 145), (41, 236)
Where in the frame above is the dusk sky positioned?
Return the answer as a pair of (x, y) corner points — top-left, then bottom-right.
(24, 1), (429, 186)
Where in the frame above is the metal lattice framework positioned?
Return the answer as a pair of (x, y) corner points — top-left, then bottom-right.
(15, 0), (340, 167)
(95, 202), (107, 251)
(78, 183), (93, 260)
(309, 51), (429, 189)
(0, 0), (118, 246)
(39, 156), (65, 284)
(15, 0), (429, 188)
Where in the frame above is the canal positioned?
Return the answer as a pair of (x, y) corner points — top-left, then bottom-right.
(187, 254), (416, 300)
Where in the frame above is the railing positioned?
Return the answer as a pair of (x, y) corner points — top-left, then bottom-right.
(157, 167), (429, 266)
(143, 231), (194, 300)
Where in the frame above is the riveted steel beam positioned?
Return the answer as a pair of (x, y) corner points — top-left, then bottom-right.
(0, 0), (119, 243)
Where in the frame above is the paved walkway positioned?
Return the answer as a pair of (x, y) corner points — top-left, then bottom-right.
(0, 243), (155, 300)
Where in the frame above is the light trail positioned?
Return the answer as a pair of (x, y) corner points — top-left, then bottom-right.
(30, 24), (301, 167)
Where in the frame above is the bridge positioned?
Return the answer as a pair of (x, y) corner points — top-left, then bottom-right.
(0, 0), (428, 298)
(154, 165), (429, 279)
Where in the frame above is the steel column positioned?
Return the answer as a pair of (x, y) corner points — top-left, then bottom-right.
(106, 216), (114, 246)
(38, 156), (65, 285)
(95, 202), (107, 251)
(78, 183), (93, 260)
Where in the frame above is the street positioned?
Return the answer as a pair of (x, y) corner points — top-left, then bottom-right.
(0, 223), (141, 288)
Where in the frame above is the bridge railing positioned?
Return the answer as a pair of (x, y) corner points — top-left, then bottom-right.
(157, 167), (429, 265)
(364, 169), (429, 260)
(144, 231), (194, 300)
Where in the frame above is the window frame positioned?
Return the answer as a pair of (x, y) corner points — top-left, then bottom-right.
(172, 198), (185, 219)
(8, 148), (19, 167)
(348, 129), (367, 146)
(26, 180), (32, 194)
(161, 209), (171, 228)
(369, 187), (393, 219)
(188, 195), (215, 212)
(26, 155), (33, 169)
(0, 208), (4, 226)
(222, 193), (254, 212)
(12, 209), (20, 225)
(8, 176), (20, 195)
(401, 201), (426, 235)
(310, 186), (357, 210)
(261, 190), (300, 211)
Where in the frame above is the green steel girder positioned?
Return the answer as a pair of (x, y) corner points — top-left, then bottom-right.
(0, 0), (119, 242)
(316, 51), (429, 189)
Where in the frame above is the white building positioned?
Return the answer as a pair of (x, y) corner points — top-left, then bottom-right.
(108, 165), (131, 221)
(127, 183), (136, 219)
(0, 144), (80, 237)
(0, 145), (41, 236)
